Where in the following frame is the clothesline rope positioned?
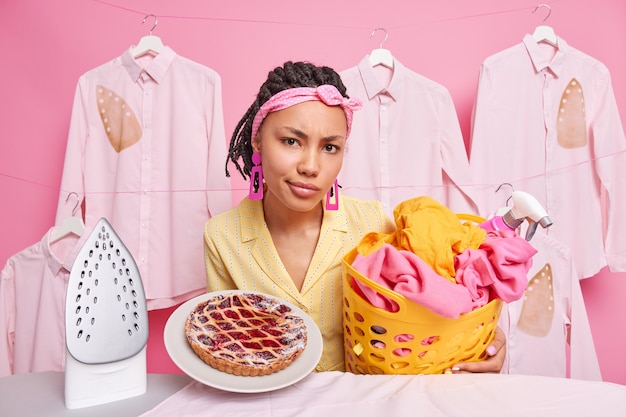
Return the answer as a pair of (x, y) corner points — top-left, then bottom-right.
(92, 0), (559, 32)
(1, 147), (622, 195)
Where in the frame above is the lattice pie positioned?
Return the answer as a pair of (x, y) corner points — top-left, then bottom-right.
(185, 292), (308, 376)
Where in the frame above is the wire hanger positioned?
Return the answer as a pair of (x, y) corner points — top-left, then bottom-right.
(368, 28), (394, 69)
(531, 4), (558, 47)
(495, 183), (515, 207)
(51, 192), (85, 243)
(132, 14), (165, 58)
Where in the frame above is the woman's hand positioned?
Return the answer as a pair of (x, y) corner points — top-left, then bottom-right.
(445, 326), (506, 374)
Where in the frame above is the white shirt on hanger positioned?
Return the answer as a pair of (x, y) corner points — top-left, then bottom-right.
(339, 56), (477, 217)
(499, 231), (602, 380)
(469, 35), (626, 279)
(55, 47), (232, 309)
(0, 229), (83, 376)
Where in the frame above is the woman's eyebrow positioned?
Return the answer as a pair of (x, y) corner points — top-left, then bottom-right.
(283, 126), (307, 138)
(282, 126), (345, 141)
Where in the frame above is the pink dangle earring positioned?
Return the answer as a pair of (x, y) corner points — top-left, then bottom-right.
(325, 179), (339, 210)
(249, 152), (263, 200)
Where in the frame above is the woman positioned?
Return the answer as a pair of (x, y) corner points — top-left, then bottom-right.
(204, 61), (505, 373)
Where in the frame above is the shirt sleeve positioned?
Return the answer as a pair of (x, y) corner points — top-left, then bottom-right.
(438, 87), (479, 215)
(567, 263), (603, 380)
(0, 258), (17, 376)
(591, 70), (626, 272)
(204, 73), (232, 217)
(468, 62), (499, 216)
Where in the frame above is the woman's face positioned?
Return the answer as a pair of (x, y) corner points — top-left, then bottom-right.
(253, 100), (347, 213)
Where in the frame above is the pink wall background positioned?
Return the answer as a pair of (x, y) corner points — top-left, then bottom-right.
(1, 0), (625, 383)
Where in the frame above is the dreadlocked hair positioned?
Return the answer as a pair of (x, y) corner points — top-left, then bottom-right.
(225, 61), (349, 180)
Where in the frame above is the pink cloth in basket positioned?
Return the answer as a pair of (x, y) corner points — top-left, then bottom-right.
(350, 244), (475, 318)
(454, 229), (537, 303)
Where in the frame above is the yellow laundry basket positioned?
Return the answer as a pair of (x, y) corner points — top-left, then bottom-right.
(342, 221), (503, 375)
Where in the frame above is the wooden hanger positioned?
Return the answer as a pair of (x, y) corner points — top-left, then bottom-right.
(531, 4), (558, 47)
(368, 28), (394, 69)
(51, 193), (85, 243)
(132, 14), (164, 58)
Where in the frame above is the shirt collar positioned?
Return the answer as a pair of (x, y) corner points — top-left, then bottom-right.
(239, 197), (349, 243)
(43, 227), (86, 275)
(356, 55), (405, 101)
(522, 33), (567, 77)
(121, 46), (176, 83)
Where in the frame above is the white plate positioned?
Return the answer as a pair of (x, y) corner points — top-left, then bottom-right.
(164, 290), (323, 393)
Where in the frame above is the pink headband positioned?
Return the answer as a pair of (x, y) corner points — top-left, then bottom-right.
(250, 85), (362, 141)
